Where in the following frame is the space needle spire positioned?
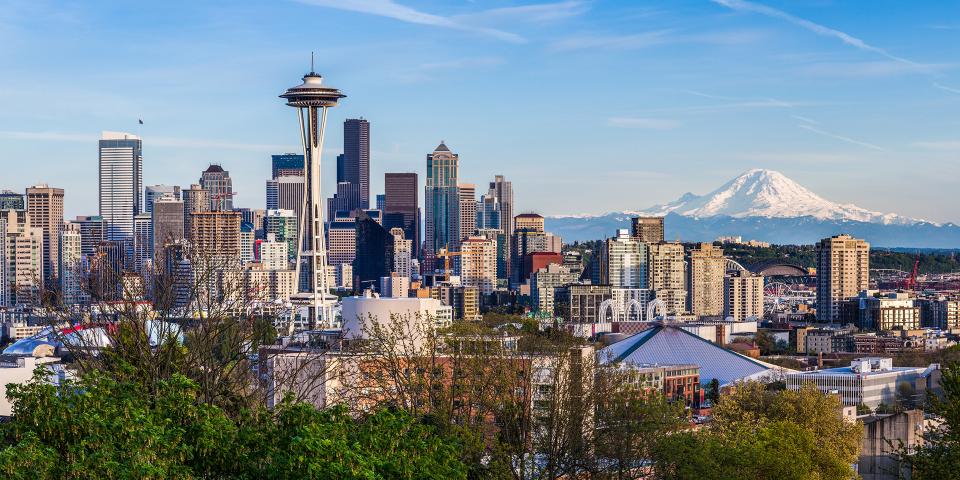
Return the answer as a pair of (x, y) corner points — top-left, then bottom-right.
(280, 61), (345, 329)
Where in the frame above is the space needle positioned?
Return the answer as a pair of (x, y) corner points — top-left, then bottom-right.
(280, 59), (345, 329)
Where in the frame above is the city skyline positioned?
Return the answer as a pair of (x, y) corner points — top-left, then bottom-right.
(1, 1), (959, 222)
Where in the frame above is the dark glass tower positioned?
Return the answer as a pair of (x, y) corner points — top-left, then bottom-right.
(343, 118), (370, 209)
(383, 172), (419, 258)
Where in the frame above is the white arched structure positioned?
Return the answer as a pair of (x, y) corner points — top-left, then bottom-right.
(725, 258), (749, 273)
(626, 299), (643, 321)
(598, 299), (618, 322)
(646, 299), (667, 322)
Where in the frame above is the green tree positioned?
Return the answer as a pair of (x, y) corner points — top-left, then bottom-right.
(902, 363), (960, 479)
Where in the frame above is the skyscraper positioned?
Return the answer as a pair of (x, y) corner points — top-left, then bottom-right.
(390, 227), (413, 278)
(383, 172), (419, 258)
(264, 209), (298, 261)
(688, 242), (726, 318)
(601, 229), (648, 289)
(631, 216), (664, 243)
(647, 242), (687, 315)
(144, 185), (180, 214)
(200, 164), (234, 211)
(59, 223), (84, 305)
(459, 235), (497, 295)
(152, 196), (184, 264)
(488, 176), (513, 278)
(271, 153), (304, 179)
(25, 184), (64, 284)
(343, 118), (370, 209)
(133, 213), (152, 273)
(99, 131), (143, 243)
(190, 211), (241, 260)
(724, 270), (764, 321)
(74, 215), (106, 257)
(424, 142), (460, 272)
(353, 210), (392, 292)
(2, 209), (44, 305)
(458, 184), (477, 244)
(816, 234), (870, 323)
(181, 184), (210, 242)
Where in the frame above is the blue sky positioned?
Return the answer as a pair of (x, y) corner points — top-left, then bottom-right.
(1, 0), (959, 222)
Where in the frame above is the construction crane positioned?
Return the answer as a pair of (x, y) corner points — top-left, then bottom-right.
(436, 246), (462, 281)
(906, 253), (920, 291)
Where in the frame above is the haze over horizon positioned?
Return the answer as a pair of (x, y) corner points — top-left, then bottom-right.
(1, 0), (959, 222)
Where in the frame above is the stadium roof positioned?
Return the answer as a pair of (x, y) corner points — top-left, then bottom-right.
(599, 324), (794, 387)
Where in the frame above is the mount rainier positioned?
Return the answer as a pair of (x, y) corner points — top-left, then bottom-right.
(545, 169), (959, 247)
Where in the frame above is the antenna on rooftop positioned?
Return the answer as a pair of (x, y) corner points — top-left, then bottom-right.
(311, 51), (315, 73)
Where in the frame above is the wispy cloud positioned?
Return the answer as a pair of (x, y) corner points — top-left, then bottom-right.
(0, 130), (293, 151)
(550, 29), (763, 51)
(797, 124), (885, 151)
(800, 61), (949, 78)
(790, 114), (818, 124)
(607, 117), (680, 130)
(933, 82), (960, 95)
(294, 0), (525, 43)
(419, 56), (504, 70)
(711, 0), (919, 66)
(914, 140), (960, 150)
(455, 1), (588, 23)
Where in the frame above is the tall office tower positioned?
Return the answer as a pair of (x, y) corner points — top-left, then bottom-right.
(99, 131), (143, 242)
(264, 209), (298, 261)
(133, 213), (152, 273)
(327, 215), (357, 268)
(152, 196), (184, 265)
(601, 229), (648, 289)
(459, 235), (497, 295)
(376, 194), (385, 211)
(190, 211), (241, 260)
(25, 184), (64, 284)
(488, 174), (513, 242)
(724, 270), (764, 321)
(2, 209), (44, 305)
(200, 165), (234, 211)
(477, 193), (500, 230)
(647, 242), (687, 315)
(816, 234), (870, 323)
(0, 190), (25, 211)
(514, 213), (545, 233)
(144, 185), (180, 214)
(270, 175), (305, 219)
(280, 68), (344, 328)
(688, 242), (726, 317)
(342, 118), (370, 209)
(457, 184), (477, 244)
(353, 211), (393, 292)
(74, 215), (106, 257)
(265, 179), (278, 210)
(59, 223), (84, 305)
(0, 218), (6, 306)
(424, 142), (460, 272)
(271, 153), (304, 179)
(181, 184), (210, 242)
(327, 181), (361, 220)
(390, 227), (413, 278)
(383, 172), (419, 258)
(237, 208), (266, 239)
(631, 216), (664, 243)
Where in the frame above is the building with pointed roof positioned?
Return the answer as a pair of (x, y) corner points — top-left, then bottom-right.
(599, 324), (792, 387)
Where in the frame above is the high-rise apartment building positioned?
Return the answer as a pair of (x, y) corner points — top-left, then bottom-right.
(190, 211), (241, 260)
(0, 190), (24, 211)
(724, 270), (764, 321)
(647, 242), (687, 315)
(200, 165), (234, 211)
(181, 184), (210, 242)
(152, 196), (184, 265)
(631, 216), (664, 243)
(259, 233), (289, 271)
(816, 234), (870, 322)
(514, 213), (545, 233)
(271, 153), (304, 179)
(342, 118), (370, 209)
(510, 214), (561, 286)
(390, 227), (413, 278)
(99, 131), (143, 242)
(602, 229), (648, 289)
(2, 209), (44, 305)
(25, 184), (64, 284)
(688, 243), (726, 317)
(327, 216), (357, 268)
(458, 183), (477, 242)
(59, 223), (84, 305)
(531, 263), (578, 315)
(424, 142), (460, 272)
(264, 209), (298, 261)
(144, 185), (180, 214)
(383, 172), (419, 258)
(459, 235), (497, 295)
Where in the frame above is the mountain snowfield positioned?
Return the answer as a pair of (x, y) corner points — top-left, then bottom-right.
(545, 169), (959, 247)
(634, 169), (918, 225)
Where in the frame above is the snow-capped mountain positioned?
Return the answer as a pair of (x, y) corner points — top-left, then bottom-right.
(544, 169), (959, 247)
(637, 169), (917, 225)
